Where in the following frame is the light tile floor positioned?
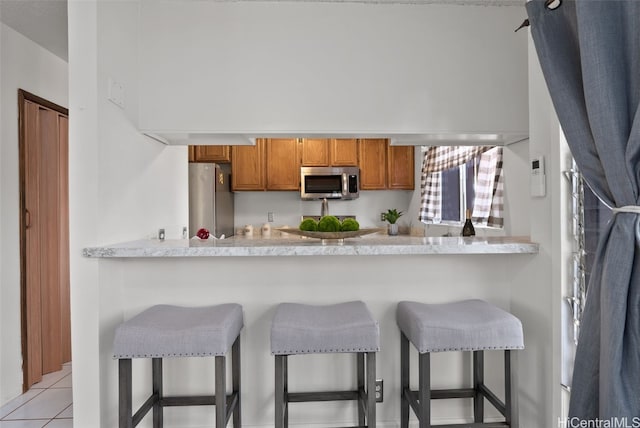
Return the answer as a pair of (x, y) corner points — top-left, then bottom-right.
(0, 363), (72, 428)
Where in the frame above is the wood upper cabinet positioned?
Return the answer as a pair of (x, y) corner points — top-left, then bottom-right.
(359, 139), (415, 190)
(387, 145), (415, 189)
(330, 139), (358, 166)
(301, 138), (358, 167)
(358, 139), (388, 190)
(266, 138), (300, 190)
(231, 138), (412, 192)
(231, 139), (265, 191)
(301, 138), (330, 166)
(189, 145), (231, 163)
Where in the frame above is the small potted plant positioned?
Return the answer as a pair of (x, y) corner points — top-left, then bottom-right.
(384, 208), (403, 236)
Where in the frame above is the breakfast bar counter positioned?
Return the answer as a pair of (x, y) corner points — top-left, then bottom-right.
(83, 235), (538, 258)
(81, 234), (540, 427)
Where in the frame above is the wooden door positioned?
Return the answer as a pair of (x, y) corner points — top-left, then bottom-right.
(231, 139), (265, 190)
(23, 100), (43, 389)
(58, 116), (71, 364)
(20, 90), (70, 389)
(330, 139), (358, 166)
(358, 139), (387, 190)
(38, 107), (62, 375)
(388, 146), (415, 189)
(301, 138), (329, 166)
(266, 139), (300, 190)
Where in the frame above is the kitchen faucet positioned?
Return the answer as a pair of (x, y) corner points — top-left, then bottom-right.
(321, 198), (329, 217)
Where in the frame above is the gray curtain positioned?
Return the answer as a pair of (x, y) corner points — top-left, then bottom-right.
(527, 0), (640, 420)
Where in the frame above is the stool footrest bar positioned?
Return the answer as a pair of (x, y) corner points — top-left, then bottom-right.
(406, 388), (478, 403)
(358, 387), (368, 414)
(288, 390), (360, 402)
(225, 392), (239, 426)
(161, 395), (216, 407)
(432, 388), (476, 400)
(478, 384), (506, 416)
(324, 426), (369, 428)
(132, 394), (157, 427)
(430, 423), (508, 428)
(403, 388), (421, 417)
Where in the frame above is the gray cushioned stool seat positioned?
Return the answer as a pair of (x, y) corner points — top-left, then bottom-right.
(271, 301), (380, 355)
(396, 299), (524, 353)
(113, 303), (244, 358)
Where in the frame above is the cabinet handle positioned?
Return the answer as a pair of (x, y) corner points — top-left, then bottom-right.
(25, 209), (31, 229)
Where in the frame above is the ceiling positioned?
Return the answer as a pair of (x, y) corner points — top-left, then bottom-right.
(0, 0), (523, 64)
(0, 0), (68, 61)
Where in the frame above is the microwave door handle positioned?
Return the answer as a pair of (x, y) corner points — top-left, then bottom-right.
(342, 173), (348, 195)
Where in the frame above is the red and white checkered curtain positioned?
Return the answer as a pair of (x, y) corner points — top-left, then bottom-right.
(419, 146), (504, 227)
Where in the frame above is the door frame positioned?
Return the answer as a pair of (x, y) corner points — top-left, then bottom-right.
(18, 89), (69, 391)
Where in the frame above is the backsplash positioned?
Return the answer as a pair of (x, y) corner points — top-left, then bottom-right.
(234, 190), (414, 232)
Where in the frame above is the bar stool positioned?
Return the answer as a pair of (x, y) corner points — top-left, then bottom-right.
(271, 301), (379, 428)
(396, 300), (524, 428)
(113, 304), (243, 428)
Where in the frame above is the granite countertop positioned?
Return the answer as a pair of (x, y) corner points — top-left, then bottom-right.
(83, 234), (539, 258)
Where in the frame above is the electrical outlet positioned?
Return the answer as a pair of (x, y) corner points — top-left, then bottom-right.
(380, 212), (386, 222)
(375, 379), (383, 402)
(268, 212), (274, 222)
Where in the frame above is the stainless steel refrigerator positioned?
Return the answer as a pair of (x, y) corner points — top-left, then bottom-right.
(189, 163), (234, 238)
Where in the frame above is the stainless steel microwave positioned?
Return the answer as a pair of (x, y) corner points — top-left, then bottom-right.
(300, 166), (359, 200)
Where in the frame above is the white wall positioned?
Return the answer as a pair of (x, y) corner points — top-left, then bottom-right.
(0, 23), (69, 406)
(137, 2), (528, 136)
(68, 1), (189, 424)
(506, 35), (567, 427)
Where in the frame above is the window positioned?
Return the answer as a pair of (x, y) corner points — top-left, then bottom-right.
(562, 161), (612, 390)
(583, 184), (612, 287)
(419, 146), (504, 228)
(441, 157), (479, 223)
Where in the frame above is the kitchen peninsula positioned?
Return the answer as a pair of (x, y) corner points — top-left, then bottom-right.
(83, 234), (537, 427)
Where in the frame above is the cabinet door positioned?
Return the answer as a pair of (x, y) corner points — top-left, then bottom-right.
(330, 139), (358, 166)
(301, 139), (330, 166)
(188, 146), (195, 162)
(358, 139), (387, 190)
(231, 139), (265, 191)
(191, 145), (231, 163)
(266, 138), (300, 190)
(387, 146), (415, 189)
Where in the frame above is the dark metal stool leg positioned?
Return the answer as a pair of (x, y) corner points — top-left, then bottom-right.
(366, 352), (376, 428)
(505, 350), (519, 428)
(473, 351), (484, 423)
(418, 352), (431, 428)
(152, 358), (163, 428)
(119, 359), (133, 428)
(400, 333), (410, 428)
(283, 355), (288, 428)
(232, 337), (241, 428)
(275, 355), (286, 428)
(216, 355), (227, 427)
(357, 353), (365, 426)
